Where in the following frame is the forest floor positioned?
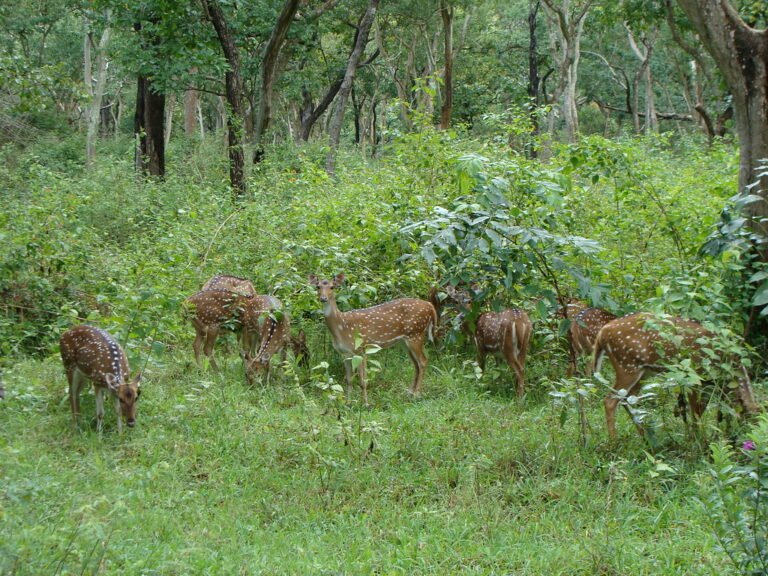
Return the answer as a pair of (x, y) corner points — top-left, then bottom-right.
(1, 344), (731, 575)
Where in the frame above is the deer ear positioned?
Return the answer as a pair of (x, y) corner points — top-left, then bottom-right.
(132, 372), (142, 386)
(333, 273), (345, 286)
(308, 274), (319, 287)
(105, 373), (119, 391)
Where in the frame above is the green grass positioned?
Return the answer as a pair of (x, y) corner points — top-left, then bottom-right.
(0, 344), (731, 575)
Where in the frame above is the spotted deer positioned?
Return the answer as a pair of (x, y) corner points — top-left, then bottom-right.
(309, 274), (437, 405)
(201, 274), (256, 297)
(183, 289), (274, 370)
(241, 297), (290, 385)
(593, 313), (759, 439)
(445, 285), (533, 397)
(60, 325), (142, 433)
(566, 307), (617, 377)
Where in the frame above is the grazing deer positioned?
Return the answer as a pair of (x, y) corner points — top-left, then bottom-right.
(201, 274), (256, 297)
(241, 297), (290, 385)
(593, 313), (759, 440)
(60, 325), (142, 433)
(445, 285), (533, 397)
(309, 274), (437, 404)
(566, 307), (617, 377)
(183, 289), (273, 370)
(555, 298), (588, 321)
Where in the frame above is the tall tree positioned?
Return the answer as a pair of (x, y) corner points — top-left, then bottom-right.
(675, 0), (768, 243)
(252, 0), (301, 163)
(625, 23), (659, 134)
(439, 0), (454, 129)
(84, 9), (112, 168)
(133, 19), (165, 177)
(325, 0), (379, 175)
(201, 0), (246, 197)
(541, 0), (593, 142)
(528, 0), (541, 157)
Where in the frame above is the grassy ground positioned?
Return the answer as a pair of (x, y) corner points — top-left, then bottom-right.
(0, 340), (731, 575)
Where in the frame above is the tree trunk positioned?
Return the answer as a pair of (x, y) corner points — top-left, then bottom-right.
(439, 0), (454, 130)
(134, 74), (166, 177)
(164, 92), (176, 148)
(541, 0), (593, 142)
(626, 24), (658, 134)
(133, 21), (165, 177)
(201, 0), (246, 198)
(675, 0), (768, 241)
(253, 0), (301, 162)
(300, 79), (343, 141)
(527, 0), (541, 157)
(325, 0), (380, 175)
(84, 14), (112, 169)
(184, 69), (199, 137)
(375, 23), (414, 131)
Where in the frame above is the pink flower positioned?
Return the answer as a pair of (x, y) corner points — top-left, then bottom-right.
(742, 440), (756, 451)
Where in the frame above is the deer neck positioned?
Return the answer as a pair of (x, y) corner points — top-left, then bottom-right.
(322, 298), (354, 352)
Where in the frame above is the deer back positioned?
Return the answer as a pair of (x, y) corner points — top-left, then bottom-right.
(594, 313), (709, 375)
(570, 307), (617, 355)
(185, 290), (273, 331)
(201, 275), (256, 297)
(338, 298), (436, 350)
(476, 309), (532, 354)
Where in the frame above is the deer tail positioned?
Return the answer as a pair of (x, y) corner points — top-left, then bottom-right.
(592, 328), (607, 375)
(427, 302), (439, 344)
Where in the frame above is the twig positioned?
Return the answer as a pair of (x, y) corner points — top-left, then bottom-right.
(202, 207), (243, 266)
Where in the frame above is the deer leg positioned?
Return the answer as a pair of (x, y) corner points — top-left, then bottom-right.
(343, 358), (355, 400)
(113, 393), (123, 434)
(191, 320), (205, 367)
(503, 336), (525, 398)
(359, 355), (369, 406)
(405, 338), (428, 396)
(95, 386), (105, 434)
(67, 368), (83, 426)
(477, 344), (487, 373)
(509, 356), (525, 398)
(204, 329), (220, 371)
(566, 334), (578, 377)
(605, 370), (645, 439)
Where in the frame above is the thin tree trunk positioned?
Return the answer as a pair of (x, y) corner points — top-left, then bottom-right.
(626, 24), (658, 134)
(85, 13), (111, 168)
(253, 0), (301, 162)
(164, 92), (175, 147)
(201, 0), (246, 197)
(439, 0), (454, 130)
(527, 0), (541, 157)
(326, 0), (379, 175)
(184, 69), (199, 137)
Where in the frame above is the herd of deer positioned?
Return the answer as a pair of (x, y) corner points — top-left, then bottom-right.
(59, 274), (759, 439)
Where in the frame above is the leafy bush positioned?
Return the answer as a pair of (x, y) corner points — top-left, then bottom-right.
(699, 416), (768, 575)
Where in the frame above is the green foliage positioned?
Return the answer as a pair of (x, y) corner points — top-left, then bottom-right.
(403, 150), (605, 311)
(699, 416), (768, 575)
